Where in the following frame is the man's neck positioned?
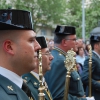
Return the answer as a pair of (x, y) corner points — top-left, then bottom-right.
(33, 69), (45, 76)
(33, 69), (38, 74)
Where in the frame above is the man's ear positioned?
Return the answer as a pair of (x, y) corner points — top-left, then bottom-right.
(62, 39), (67, 46)
(3, 40), (14, 55)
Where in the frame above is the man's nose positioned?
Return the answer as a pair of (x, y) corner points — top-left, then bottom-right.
(35, 40), (41, 51)
(50, 54), (54, 60)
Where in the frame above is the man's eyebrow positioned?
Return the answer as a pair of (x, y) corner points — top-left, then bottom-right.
(29, 36), (36, 39)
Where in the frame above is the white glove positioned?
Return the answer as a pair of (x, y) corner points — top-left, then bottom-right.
(86, 96), (95, 100)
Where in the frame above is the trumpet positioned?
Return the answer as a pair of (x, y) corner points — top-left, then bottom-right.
(38, 50), (45, 100)
(64, 49), (76, 100)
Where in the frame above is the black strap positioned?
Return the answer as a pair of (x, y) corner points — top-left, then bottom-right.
(22, 82), (33, 99)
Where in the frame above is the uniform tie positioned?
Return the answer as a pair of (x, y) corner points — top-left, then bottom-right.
(22, 82), (34, 100)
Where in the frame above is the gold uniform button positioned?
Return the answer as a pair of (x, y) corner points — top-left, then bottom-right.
(59, 53), (62, 56)
(77, 78), (80, 80)
(25, 77), (27, 79)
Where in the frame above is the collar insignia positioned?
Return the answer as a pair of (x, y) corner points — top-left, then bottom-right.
(59, 53), (62, 56)
(29, 97), (33, 100)
(7, 86), (13, 91)
(34, 82), (38, 86)
(25, 77), (27, 79)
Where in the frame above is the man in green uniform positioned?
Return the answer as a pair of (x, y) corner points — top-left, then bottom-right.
(81, 27), (100, 100)
(45, 25), (87, 100)
(23, 36), (54, 100)
(0, 9), (41, 100)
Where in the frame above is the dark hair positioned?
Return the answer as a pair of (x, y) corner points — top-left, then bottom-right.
(76, 47), (84, 55)
(54, 34), (68, 44)
(85, 44), (90, 52)
(90, 40), (100, 50)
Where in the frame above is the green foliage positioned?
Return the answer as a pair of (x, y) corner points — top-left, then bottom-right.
(64, 0), (82, 38)
(85, 0), (100, 38)
(63, 0), (100, 40)
(1, 0), (100, 40)
(37, 0), (66, 23)
(0, 0), (11, 9)
(9, 0), (67, 30)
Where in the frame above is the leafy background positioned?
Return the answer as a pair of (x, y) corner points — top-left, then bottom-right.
(0, 0), (100, 41)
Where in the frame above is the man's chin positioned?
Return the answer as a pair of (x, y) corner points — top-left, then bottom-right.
(74, 48), (78, 52)
(31, 63), (37, 70)
(48, 66), (51, 71)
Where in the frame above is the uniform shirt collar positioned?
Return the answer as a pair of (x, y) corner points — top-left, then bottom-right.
(0, 67), (23, 88)
(93, 50), (100, 59)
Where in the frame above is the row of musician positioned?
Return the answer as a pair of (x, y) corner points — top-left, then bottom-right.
(0, 9), (100, 100)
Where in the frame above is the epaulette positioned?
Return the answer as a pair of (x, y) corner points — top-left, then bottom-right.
(23, 76), (30, 83)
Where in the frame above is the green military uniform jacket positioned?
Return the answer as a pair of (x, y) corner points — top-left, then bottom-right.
(45, 47), (87, 100)
(22, 72), (53, 100)
(81, 52), (100, 100)
(0, 74), (33, 100)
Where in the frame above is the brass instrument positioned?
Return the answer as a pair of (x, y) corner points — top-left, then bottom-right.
(38, 50), (45, 100)
(64, 49), (76, 100)
(88, 45), (92, 97)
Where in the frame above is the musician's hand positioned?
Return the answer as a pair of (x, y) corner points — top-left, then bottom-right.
(82, 95), (86, 98)
(86, 96), (95, 100)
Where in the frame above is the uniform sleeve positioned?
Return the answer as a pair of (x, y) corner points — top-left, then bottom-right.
(45, 58), (66, 99)
(68, 94), (87, 100)
(81, 57), (100, 91)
